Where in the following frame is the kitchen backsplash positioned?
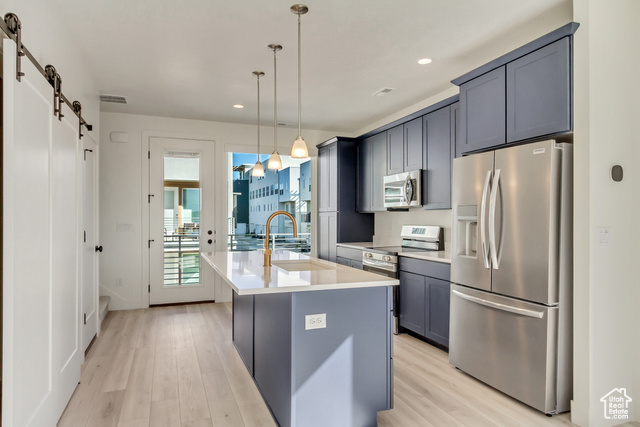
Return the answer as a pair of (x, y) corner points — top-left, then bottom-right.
(373, 209), (452, 248)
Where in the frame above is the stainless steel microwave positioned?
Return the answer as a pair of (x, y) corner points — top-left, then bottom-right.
(383, 170), (422, 208)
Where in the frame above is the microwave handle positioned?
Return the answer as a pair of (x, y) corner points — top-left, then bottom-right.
(403, 174), (410, 205)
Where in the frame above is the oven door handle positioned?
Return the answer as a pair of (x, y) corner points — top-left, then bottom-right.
(362, 258), (397, 272)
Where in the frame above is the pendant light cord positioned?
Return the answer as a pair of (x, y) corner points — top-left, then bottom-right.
(257, 74), (261, 161)
(297, 13), (302, 137)
(273, 49), (278, 151)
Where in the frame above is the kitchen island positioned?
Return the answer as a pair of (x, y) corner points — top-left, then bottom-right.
(201, 250), (398, 427)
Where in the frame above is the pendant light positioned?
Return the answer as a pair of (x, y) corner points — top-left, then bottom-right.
(267, 44), (283, 170)
(252, 71), (265, 177)
(290, 4), (310, 159)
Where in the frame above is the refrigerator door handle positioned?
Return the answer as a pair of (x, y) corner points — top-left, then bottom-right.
(452, 290), (544, 319)
(489, 169), (501, 269)
(480, 170), (492, 269)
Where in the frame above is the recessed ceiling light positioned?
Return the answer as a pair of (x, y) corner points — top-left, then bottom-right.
(233, 104), (244, 109)
(418, 58), (432, 65)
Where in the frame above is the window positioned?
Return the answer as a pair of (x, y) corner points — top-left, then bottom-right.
(228, 153), (311, 252)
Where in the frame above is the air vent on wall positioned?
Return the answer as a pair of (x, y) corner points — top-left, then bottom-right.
(372, 87), (395, 97)
(100, 94), (127, 104)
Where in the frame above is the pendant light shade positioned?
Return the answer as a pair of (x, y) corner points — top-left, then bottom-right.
(252, 71), (265, 177)
(267, 44), (284, 170)
(290, 4), (309, 159)
(291, 135), (309, 158)
(252, 160), (264, 177)
(268, 151), (282, 170)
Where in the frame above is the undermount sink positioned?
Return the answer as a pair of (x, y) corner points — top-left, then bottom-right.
(271, 260), (335, 272)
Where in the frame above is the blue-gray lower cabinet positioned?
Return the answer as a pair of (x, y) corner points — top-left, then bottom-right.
(234, 287), (394, 427)
(336, 246), (364, 270)
(335, 256), (350, 266)
(398, 257), (451, 348)
(425, 277), (451, 348)
(398, 271), (426, 335)
(506, 37), (571, 142)
(232, 292), (255, 375)
(458, 67), (506, 156)
(318, 212), (337, 262)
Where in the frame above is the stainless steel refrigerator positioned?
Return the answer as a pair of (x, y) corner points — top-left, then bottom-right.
(449, 139), (573, 415)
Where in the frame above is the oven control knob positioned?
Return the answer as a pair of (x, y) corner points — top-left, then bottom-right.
(383, 255), (391, 262)
(365, 253), (373, 258)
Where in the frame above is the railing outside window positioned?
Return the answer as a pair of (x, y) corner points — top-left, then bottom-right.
(228, 233), (311, 253)
(164, 219), (200, 286)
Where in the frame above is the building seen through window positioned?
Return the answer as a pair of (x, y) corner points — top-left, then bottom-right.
(229, 153), (311, 252)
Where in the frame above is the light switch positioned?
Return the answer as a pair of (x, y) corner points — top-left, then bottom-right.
(116, 223), (133, 232)
(305, 313), (326, 330)
(596, 226), (611, 246)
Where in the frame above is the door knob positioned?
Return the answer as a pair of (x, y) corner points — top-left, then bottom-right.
(95, 245), (103, 253)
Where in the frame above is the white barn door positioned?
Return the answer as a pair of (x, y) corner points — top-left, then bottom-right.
(82, 135), (98, 351)
(3, 40), (82, 426)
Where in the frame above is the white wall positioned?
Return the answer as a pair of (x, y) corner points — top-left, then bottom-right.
(373, 209), (452, 249)
(100, 112), (340, 309)
(572, 1), (640, 425)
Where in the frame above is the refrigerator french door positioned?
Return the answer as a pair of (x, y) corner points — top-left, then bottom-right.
(449, 140), (573, 415)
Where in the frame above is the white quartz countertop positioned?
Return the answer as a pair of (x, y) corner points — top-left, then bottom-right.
(335, 242), (373, 250)
(398, 250), (451, 264)
(201, 250), (398, 295)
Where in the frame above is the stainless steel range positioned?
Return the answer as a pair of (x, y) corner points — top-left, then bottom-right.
(362, 225), (444, 334)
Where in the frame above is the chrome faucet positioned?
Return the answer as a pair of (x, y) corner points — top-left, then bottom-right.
(263, 210), (298, 267)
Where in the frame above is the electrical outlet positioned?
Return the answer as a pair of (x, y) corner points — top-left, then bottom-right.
(305, 313), (326, 330)
(116, 278), (123, 287)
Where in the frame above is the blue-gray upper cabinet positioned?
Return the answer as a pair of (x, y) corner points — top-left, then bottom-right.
(506, 37), (571, 142)
(357, 132), (387, 213)
(318, 143), (338, 212)
(422, 104), (457, 210)
(316, 137), (374, 260)
(404, 117), (423, 172)
(387, 120), (423, 175)
(386, 125), (404, 175)
(458, 67), (506, 156)
(357, 136), (372, 213)
(371, 133), (387, 211)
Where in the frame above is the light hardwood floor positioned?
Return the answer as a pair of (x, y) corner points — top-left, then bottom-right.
(59, 303), (580, 427)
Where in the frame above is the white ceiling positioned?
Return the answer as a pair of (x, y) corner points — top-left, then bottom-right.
(52, 0), (572, 133)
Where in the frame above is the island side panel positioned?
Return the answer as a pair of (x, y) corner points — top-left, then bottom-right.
(291, 287), (392, 427)
(254, 292), (293, 427)
(232, 291), (255, 375)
